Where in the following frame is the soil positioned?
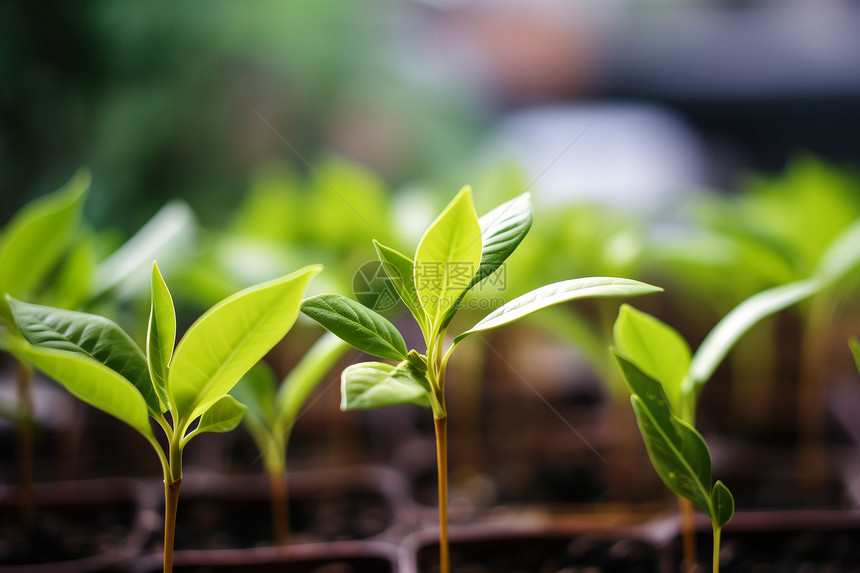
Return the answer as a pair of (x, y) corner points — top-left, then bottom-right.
(160, 558), (393, 573)
(414, 533), (659, 573)
(0, 499), (134, 566)
(170, 489), (392, 550)
(673, 511), (860, 573)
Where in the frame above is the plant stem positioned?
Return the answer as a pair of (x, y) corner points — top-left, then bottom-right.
(267, 467), (290, 546)
(434, 416), (450, 573)
(679, 497), (697, 573)
(712, 524), (721, 573)
(163, 478), (181, 573)
(15, 359), (35, 527)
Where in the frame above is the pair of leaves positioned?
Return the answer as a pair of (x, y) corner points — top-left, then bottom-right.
(303, 188), (661, 416)
(7, 264), (320, 449)
(614, 353), (734, 529)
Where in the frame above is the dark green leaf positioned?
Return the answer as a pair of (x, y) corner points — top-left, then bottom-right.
(615, 352), (713, 515)
(302, 294), (408, 361)
(711, 480), (734, 528)
(440, 193), (533, 329)
(340, 361), (431, 411)
(8, 297), (160, 416)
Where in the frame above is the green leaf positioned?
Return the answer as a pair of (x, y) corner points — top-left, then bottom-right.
(440, 192), (533, 329)
(168, 265), (320, 425)
(613, 305), (690, 415)
(340, 361), (431, 411)
(147, 262), (175, 412)
(414, 186), (482, 328)
(192, 395), (246, 436)
(230, 361), (280, 470)
(456, 278), (662, 343)
(373, 240), (425, 327)
(850, 337), (860, 375)
(687, 278), (821, 393)
(8, 337), (153, 439)
(711, 480), (735, 528)
(8, 296), (161, 416)
(815, 218), (860, 287)
(471, 192), (533, 290)
(93, 200), (196, 299)
(301, 294), (407, 361)
(231, 360), (277, 431)
(275, 332), (349, 434)
(0, 169), (90, 299)
(615, 352), (713, 515)
(44, 229), (96, 309)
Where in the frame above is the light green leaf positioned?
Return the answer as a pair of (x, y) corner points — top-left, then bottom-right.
(815, 218), (860, 287)
(613, 305), (690, 415)
(440, 192), (533, 329)
(414, 186), (482, 328)
(373, 240), (425, 328)
(687, 278), (821, 393)
(147, 262), (175, 412)
(341, 361), (431, 411)
(616, 353), (713, 516)
(850, 337), (860, 375)
(93, 200), (196, 299)
(456, 278), (662, 343)
(8, 337), (153, 439)
(711, 480), (735, 528)
(0, 169), (90, 299)
(44, 229), (96, 309)
(301, 294), (407, 361)
(192, 395), (246, 436)
(169, 265), (320, 425)
(8, 296), (160, 416)
(275, 332), (349, 434)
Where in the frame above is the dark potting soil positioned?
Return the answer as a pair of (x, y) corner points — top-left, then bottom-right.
(416, 534), (658, 573)
(677, 526), (860, 572)
(169, 489), (392, 550)
(164, 558), (392, 573)
(0, 500), (134, 565)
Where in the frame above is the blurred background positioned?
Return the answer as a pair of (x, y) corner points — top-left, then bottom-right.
(3, 0), (860, 232)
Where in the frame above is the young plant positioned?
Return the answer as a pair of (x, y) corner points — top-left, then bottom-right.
(5, 262), (320, 572)
(0, 169), (90, 524)
(230, 332), (348, 545)
(611, 268), (845, 573)
(301, 186), (661, 573)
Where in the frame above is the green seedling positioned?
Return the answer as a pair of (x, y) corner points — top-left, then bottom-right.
(230, 332), (348, 545)
(611, 261), (856, 573)
(301, 186), (661, 573)
(0, 169), (91, 524)
(5, 262), (320, 572)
